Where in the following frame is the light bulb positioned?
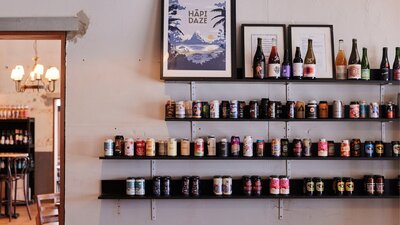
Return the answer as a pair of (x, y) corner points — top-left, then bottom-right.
(10, 65), (24, 81)
(45, 67), (60, 81)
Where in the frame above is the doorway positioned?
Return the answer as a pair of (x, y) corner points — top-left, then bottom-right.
(0, 32), (65, 224)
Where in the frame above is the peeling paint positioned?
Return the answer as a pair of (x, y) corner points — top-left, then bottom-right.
(67, 10), (90, 43)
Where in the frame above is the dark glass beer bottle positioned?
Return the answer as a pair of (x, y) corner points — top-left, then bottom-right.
(361, 48), (370, 80)
(347, 39), (361, 79)
(380, 47), (390, 81)
(393, 47), (400, 81)
(293, 47), (303, 79)
(267, 38), (281, 79)
(281, 49), (291, 79)
(303, 39), (316, 79)
(253, 38), (266, 79)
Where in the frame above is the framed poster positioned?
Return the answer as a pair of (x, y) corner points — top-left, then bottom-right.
(288, 25), (335, 79)
(242, 24), (286, 78)
(161, 0), (236, 80)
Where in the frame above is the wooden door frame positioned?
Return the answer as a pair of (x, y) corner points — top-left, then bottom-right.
(0, 31), (66, 225)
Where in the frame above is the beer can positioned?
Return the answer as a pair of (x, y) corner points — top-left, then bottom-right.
(180, 138), (190, 156)
(271, 138), (281, 157)
(349, 101), (360, 119)
(114, 135), (124, 156)
(386, 102), (394, 119)
(221, 101), (230, 119)
(268, 101), (276, 119)
(269, 176), (280, 195)
(304, 177), (314, 196)
(375, 141), (384, 157)
(286, 101), (295, 119)
(279, 176), (290, 195)
(318, 101), (329, 119)
(210, 100), (220, 119)
(238, 101), (246, 119)
(318, 139), (328, 157)
(295, 101), (305, 119)
(230, 100), (238, 119)
(192, 100), (202, 119)
(135, 139), (146, 156)
(182, 176), (190, 196)
(242, 176), (252, 196)
(369, 102), (379, 118)
(306, 100), (317, 119)
(350, 139), (361, 157)
(175, 101), (185, 119)
(250, 100), (259, 119)
(184, 100), (193, 118)
(158, 140), (167, 156)
(191, 176), (200, 196)
(260, 98), (269, 119)
(135, 177), (145, 196)
(281, 139), (289, 157)
(162, 176), (171, 196)
(252, 176), (262, 196)
(201, 102), (210, 119)
(275, 101), (283, 119)
(243, 136), (253, 157)
(153, 176), (161, 196)
(104, 139), (114, 157)
(219, 138), (229, 157)
(364, 141), (374, 157)
(302, 138), (312, 157)
(145, 138), (156, 157)
(167, 138), (177, 156)
(293, 139), (302, 157)
(207, 136), (217, 156)
(124, 138), (135, 157)
(230, 136), (240, 156)
(334, 177), (344, 196)
(328, 141), (336, 156)
(360, 101), (368, 118)
(222, 176), (232, 195)
(213, 176), (223, 196)
(165, 100), (176, 119)
(340, 140), (350, 157)
(194, 138), (204, 157)
(126, 177), (135, 196)
(256, 140), (264, 157)
(392, 141), (400, 157)
(314, 177), (324, 196)
(333, 100), (344, 119)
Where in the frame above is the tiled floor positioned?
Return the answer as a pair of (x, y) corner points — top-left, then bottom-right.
(0, 206), (37, 225)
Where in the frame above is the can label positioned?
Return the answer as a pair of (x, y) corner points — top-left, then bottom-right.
(345, 181), (354, 192)
(328, 142), (336, 156)
(306, 181), (314, 192)
(213, 178), (223, 195)
(135, 140), (146, 156)
(191, 178), (199, 196)
(293, 140), (302, 156)
(124, 138), (134, 156)
(337, 181), (345, 192)
(194, 138), (204, 157)
(135, 180), (145, 196)
(364, 143), (374, 156)
(316, 181), (324, 192)
(231, 136), (240, 156)
(230, 101), (238, 119)
(302, 138), (311, 156)
(207, 137), (216, 156)
(192, 101), (202, 118)
(341, 141), (350, 157)
(210, 101), (220, 118)
(256, 140), (264, 157)
(270, 178), (280, 195)
(184, 101), (193, 118)
(271, 138), (281, 157)
(376, 183), (384, 193)
(162, 179), (170, 196)
(243, 136), (253, 157)
(375, 144), (384, 154)
(180, 139), (190, 156)
(306, 105), (317, 119)
(146, 138), (155, 156)
(268, 102), (276, 119)
(295, 101), (305, 119)
(243, 179), (252, 195)
(318, 140), (328, 157)
(360, 103), (368, 118)
(367, 183), (375, 194)
(350, 104), (360, 118)
(153, 179), (161, 196)
(175, 101), (185, 118)
(219, 139), (229, 157)
(167, 139), (177, 156)
(393, 144), (400, 156)
(369, 103), (379, 118)
(126, 179), (135, 196)
(253, 179), (262, 194)
(280, 178), (289, 195)
(348, 64), (361, 79)
(222, 178), (232, 195)
(104, 139), (114, 156)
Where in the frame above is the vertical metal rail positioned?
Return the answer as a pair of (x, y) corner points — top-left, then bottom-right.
(151, 160), (156, 220)
(190, 82), (196, 140)
(380, 84), (385, 142)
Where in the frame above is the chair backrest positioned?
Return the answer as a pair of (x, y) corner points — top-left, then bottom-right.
(35, 193), (60, 225)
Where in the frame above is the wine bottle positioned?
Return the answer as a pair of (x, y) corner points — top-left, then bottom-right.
(335, 39), (347, 80)
(347, 39), (361, 79)
(267, 38), (281, 79)
(281, 49), (291, 79)
(361, 48), (370, 80)
(393, 47), (400, 81)
(253, 38), (266, 79)
(380, 47), (390, 81)
(293, 47), (303, 79)
(303, 39), (316, 79)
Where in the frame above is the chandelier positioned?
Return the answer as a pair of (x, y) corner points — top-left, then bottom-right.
(10, 40), (60, 93)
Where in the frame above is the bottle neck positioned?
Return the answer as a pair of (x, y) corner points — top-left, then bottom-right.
(339, 41), (343, 51)
(362, 48), (368, 57)
(308, 40), (313, 50)
(396, 48), (400, 58)
(352, 41), (357, 52)
(295, 48), (301, 58)
(382, 48), (388, 59)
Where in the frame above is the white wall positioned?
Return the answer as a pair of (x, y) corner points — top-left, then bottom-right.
(1, 0), (399, 225)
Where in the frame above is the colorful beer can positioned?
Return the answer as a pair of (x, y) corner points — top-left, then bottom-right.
(243, 136), (253, 157)
(124, 138), (135, 157)
(194, 138), (204, 157)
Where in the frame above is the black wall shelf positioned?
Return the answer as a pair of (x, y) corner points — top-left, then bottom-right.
(99, 179), (399, 200)
(165, 118), (399, 122)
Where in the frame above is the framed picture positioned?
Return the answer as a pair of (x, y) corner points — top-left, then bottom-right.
(288, 25), (335, 79)
(161, 0), (236, 80)
(242, 24), (286, 78)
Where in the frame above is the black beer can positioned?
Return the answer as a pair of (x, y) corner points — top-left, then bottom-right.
(249, 100), (259, 119)
(153, 176), (161, 196)
(114, 135), (124, 156)
(281, 139), (289, 157)
(260, 98), (269, 119)
(162, 176), (171, 196)
(221, 101), (230, 119)
(181, 176), (190, 196)
(218, 138), (229, 157)
(201, 102), (210, 119)
(238, 101), (246, 119)
(268, 101), (276, 119)
(275, 101), (283, 119)
(191, 176), (200, 196)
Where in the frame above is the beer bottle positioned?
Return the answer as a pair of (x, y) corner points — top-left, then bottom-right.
(303, 39), (316, 79)
(380, 47), (390, 81)
(253, 38), (266, 79)
(335, 39), (347, 80)
(347, 39), (361, 80)
(393, 47), (400, 81)
(281, 49), (291, 79)
(267, 38), (281, 79)
(293, 47), (303, 79)
(361, 48), (370, 80)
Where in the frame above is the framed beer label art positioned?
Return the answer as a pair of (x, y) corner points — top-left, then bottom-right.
(288, 25), (335, 79)
(161, 0), (236, 80)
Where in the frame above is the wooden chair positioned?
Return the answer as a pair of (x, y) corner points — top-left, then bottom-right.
(35, 193), (60, 225)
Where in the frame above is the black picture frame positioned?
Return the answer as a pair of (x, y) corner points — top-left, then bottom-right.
(161, 0), (236, 80)
(241, 24), (286, 78)
(288, 24), (335, 79)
